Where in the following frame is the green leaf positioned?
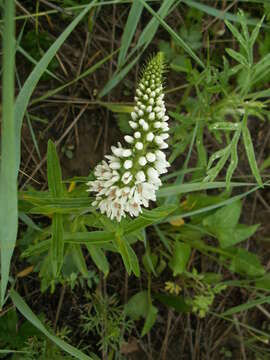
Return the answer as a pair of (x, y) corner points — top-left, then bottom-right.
(86, 244), (109, 276)
(226, 129), (241, 187)
(203, 200), (242, 235)
(226, 48), (248, 66)
(255, 273), (270, 291)
(154, 293), (191, 313)
(10, 290), (96, 360)
(125, 291), (148, 320)
(202, 201), (259, 248)
(242, 114), (263, 186)
(225, 19), (247, 49)
(70, 244), (88, 278)
(228, 248), (265, 278)
(47, 140), (65, 197)
(250, 15), (265, 47)
(51, 213), (64, 277)
(64, 231), (113, 244)
(114, 233), (140, 276)
(141, 304), (158, 337)
(124, 204), (177, 234)
(169, 242), (191, 276)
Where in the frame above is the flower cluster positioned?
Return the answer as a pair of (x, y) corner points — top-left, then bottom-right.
(87, 53), (170, 221)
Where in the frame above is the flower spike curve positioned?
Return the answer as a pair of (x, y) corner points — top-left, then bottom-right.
(87, 53), (170, 222)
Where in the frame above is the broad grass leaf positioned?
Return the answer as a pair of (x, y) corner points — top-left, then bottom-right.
(10, 290), (96, 360)
(169, 242), (191, 276)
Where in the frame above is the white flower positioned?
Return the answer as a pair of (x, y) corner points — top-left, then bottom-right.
(124, 135), (134, 143)
(136, 171), (146, 183)
(135, 142), (143, 150)
(138, 156), (147, 166)
(124, 159), (133, 169)
(87, 52), (170, 222)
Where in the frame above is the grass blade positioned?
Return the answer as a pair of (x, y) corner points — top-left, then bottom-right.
(10, 290), (96, 360)
(157, 181), (255, 198)
(14, 0), (99, 171)
(183, 0), (268, 27)
(99, 0), (176, 97)
(138, 0), (205, 69)
(117, 0), (143, 68)
(0, 0), (16, 307)
(0, 2), (97, 305)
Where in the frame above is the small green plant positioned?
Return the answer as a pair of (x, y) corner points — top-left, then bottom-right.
(81, 291), (134, 356)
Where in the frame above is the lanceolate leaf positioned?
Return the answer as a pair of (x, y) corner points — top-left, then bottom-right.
(242, 113), (263, 186)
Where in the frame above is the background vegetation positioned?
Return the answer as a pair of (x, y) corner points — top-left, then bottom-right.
(0, 0), (270, 359)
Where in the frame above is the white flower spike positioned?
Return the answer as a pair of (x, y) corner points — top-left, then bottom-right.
(87, 52), (170, 222)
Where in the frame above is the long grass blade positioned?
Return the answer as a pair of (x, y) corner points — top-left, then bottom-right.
(117, 0), (143, 68)
(138, 0), (205, 69)
(183, 0), (268, 27)
(0, 0), (16, 308)
(10, 290), (96, 360)
(14, 0), (99, 171)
